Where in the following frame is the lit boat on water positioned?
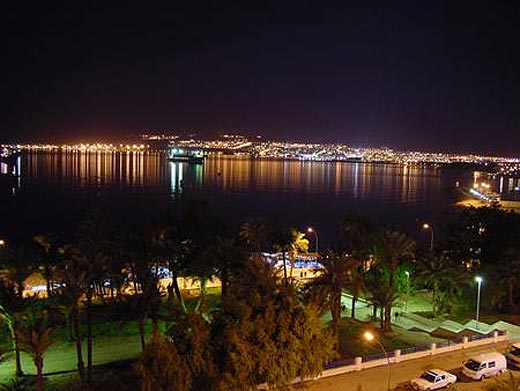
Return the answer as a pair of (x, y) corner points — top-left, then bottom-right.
(168, 147), (206, 164)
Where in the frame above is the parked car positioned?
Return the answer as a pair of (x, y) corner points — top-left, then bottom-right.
(410, 369), (457, 390)
(505, 343), (520, 368)
(462, 352), (507, 380)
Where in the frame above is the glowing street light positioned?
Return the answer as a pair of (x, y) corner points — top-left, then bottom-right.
(363, 330), (375, 342)
(0, 239), (5, 247)
(422, 223), (434, 251)
(363, 331), (391, 390)
(475, 276), (483, 330)
(306, 227), (319, 254)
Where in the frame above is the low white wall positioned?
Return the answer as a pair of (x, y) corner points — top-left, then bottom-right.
(435, 344), (463, 355)
(399, 350), (431, 361)
(317, 331), (508, 380)
(258, 332), (508, 389)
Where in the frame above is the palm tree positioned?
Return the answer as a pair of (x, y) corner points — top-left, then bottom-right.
(144, 222), (189, 311)
(211, 236), (247, 299)
(288, 230), (309, 280)
(340, 215), (373, 319)
(239, 219), (268, 253)
(307, 251), (359, 349)
(80, 253), (102, 386)
(16, 308), (57, 391)
(33, 233), (60, 297)
(0, 244), (36, 299)
(133, 245), (163, 330)
(372, 227), (415, 330)
(119, 224), (163, 351)
(490, 248), (520, 311)
(76, 209), (118, 385)
(0, 283), (24, 376)
(342, 213), (372, 253)
(415, 253), (468, 316)
(123, 262), (162, 352)
(273, 228), (309, 285)
(367, 282), (399, 329)
(59, 256), (89, 382)
(272, 229), (292, 285)
(345, 267), (366, 319)
(230, 251), (280, 301)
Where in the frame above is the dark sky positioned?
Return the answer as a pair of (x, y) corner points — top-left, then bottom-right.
(1, 1), (519, 155)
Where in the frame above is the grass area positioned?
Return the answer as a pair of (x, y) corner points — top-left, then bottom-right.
(447, 311), (520, 326)
(0, 327), (142, 377)
(2, 362), (139, 391)
(404, 290), (434, 313)
(8, 287), (517, 388)
(0, 292), (222, 387)
(413, 310), (435, 319)
(338, 319), (411, 358)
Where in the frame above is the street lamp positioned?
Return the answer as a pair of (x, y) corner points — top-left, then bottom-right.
(475, 276), (483, 330)
(404, 271), (410, 312)
(422, 223), (434, 251)
(0, 239), (5, 247)
(306, 227), (319, 254)
(363, 331), (391, 391)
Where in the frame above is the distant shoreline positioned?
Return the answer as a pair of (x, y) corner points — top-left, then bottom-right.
(4, 149), (504, 172)
(455, 198), (520, 213)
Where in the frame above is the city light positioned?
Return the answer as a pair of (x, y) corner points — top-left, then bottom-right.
(363, 330), (375, 342)
(422, 223), (434, 251)
(475, 276), (484, 330)
(306, 227), (319, 253)
(362, 330), (391, 390)
(5, 135), (520, 167)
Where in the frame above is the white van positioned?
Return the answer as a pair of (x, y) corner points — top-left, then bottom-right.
(462, 352), (507, 380)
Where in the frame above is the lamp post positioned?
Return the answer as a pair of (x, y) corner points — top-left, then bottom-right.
(404, 271), (410, 312)
(363, 331), (391, 391)
(0, 239), (5, 248)
(422, 223), (434, 251)
(475, 276), (483, 330)
(306, 227), (319, 254)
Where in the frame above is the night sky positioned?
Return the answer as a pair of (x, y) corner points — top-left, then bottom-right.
(1, 1), (519, 155)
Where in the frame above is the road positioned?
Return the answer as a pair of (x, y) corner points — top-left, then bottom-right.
(303, 342), (517, 391)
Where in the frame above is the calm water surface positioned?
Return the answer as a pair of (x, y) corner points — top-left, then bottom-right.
(0, 151), (474, 243)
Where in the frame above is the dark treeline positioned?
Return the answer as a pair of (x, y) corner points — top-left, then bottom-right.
(2, 197), (520, 391)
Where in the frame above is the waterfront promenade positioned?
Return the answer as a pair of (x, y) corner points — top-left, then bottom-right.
(305, 342), (511, 391)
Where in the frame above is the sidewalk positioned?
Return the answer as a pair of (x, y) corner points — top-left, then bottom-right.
(303, 341), (510, 391)
(339, 292), (520, 340)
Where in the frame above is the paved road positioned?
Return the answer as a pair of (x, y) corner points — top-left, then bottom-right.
(303, 342), (517, 391)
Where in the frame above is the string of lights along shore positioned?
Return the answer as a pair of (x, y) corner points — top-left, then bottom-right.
(3, 133), (520, 172)
(3, 2), (520, 391)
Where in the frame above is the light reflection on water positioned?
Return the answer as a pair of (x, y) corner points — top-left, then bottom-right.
(200, 156), (444, 204)
(17, 152), (451, 205)
(0, 151), (477, 241)
(22, 151), (168, 188)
